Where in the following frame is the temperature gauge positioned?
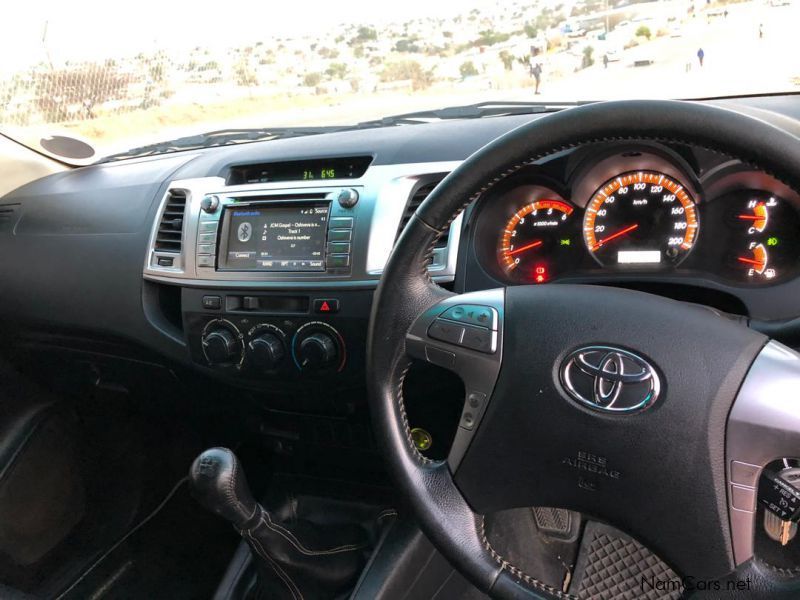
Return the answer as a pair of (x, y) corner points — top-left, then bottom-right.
(724, 191), (800, 283)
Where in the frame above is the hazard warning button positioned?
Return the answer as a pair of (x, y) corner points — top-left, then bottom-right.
(313, 299), (340, 314)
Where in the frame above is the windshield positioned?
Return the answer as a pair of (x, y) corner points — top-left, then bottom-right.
(3, 0), (798, 161)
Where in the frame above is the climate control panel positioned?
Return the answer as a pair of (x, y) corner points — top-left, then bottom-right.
(183, 287), (368, 386)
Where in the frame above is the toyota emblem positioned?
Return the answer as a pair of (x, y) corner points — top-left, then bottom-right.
(560, 346), (661, 412)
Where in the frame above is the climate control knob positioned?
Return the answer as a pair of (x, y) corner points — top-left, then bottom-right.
(248, 332), (285, 371)
(297, 332), (338, 370)
(201, 324), (243, 366)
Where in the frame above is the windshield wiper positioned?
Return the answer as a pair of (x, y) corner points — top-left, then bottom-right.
(97, 126), (344, 163)
(355, 100), (586, 128)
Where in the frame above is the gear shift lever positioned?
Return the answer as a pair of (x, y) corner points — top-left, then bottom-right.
(189, 447), (258, 529)
(189, 447), (370, 600)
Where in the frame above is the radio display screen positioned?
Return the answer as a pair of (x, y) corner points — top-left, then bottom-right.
(218, 202), (329, 271)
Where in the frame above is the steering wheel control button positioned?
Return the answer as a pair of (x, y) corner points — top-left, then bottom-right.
(460, 325), (494, 353)
(461, 412), (476, 429)
(424, 346), (455, 369)
(460, 392), (487, 431)
(202, 295), (222, 310)
(427, 320), (465, 345)
(468, 391), (485, 409)
(313, 299), (340, 314)
(440, 305), (498, 329)
(560, 346), (660, 412)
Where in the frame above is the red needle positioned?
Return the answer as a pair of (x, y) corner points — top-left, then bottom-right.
(592, 223), (639, 250)
(737, 215), (760, 220)
(737, 256), (764, 267)
(508, 240), (543, 256)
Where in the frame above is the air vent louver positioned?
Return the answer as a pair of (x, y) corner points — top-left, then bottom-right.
(396, 179), (449, 248)
(155, 190), (187, 252)
(0, 204), (20, 234)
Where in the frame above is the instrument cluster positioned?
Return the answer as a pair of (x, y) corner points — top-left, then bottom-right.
(473, 145), (800, 287)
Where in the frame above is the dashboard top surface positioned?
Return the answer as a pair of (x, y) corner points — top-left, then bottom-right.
(1, 94), (800, 362)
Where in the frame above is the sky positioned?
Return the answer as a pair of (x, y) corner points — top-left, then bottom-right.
(0, 0), (505, 72)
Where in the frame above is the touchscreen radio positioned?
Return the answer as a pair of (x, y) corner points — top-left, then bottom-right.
(218, 202), (330, 271)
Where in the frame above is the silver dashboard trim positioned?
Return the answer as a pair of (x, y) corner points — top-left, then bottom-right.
(143, 161), (464, 287)
(726, 340), (800, 565)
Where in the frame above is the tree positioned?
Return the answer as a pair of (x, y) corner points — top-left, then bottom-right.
(524, 22), (538, 38)
(353, 26), (377, 43)
(499, 50), (515, 71)
(582, 45), (595, 69)
(380, 61), (434, 90)
(474, 30), (511, 47)
(395, 38), (421, 53)
(325, 62), (349, 80)
(460, 61), (479, 78)
(234, 55), (258, 87)
(635, 25), (652, 39)
(303, 72), (322, 87)
(34, 63), (132, 121)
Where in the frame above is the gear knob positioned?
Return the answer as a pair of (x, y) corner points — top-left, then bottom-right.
(189, 447), (258, 529)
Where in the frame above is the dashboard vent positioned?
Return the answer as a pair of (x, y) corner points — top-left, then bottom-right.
(155, 190), (188, 252)
(397, 178), (449, 248)
(0, 204), (20, 234)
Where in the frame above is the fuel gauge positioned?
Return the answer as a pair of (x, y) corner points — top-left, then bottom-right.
(737, 242), (771, 279)
(724, 191), (800, 283)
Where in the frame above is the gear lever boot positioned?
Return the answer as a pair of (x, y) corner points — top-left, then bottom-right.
(190, 448), (368, 600)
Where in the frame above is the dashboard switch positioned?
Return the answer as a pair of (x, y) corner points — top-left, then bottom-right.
(328, 229), (352, 242)
(202, 295), (221, 310)
(313, 299), (340, 314)
(329, 217), (354, 229)
(326, 254), (350, 268)
(337, 188), (359, 208)
(243, 296), (259, 310)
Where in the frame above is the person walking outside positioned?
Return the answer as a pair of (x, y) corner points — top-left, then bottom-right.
(697, 47), (705, 67)
(531, 62), (543, 94)
(603, 53), (609, 69)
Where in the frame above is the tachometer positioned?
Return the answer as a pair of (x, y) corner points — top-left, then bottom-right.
(498, 199), (577, 283)
(583, 171), (699, 267)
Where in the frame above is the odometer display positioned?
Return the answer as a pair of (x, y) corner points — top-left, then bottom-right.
(583, 171), (699, 267)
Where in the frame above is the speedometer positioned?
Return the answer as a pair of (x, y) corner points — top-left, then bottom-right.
(583, 171), (699, 267)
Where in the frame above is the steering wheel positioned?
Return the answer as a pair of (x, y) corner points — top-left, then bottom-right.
(366, 100), (800, 598)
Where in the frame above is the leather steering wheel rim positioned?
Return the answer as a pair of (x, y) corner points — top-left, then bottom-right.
(366, 99), (800, 599)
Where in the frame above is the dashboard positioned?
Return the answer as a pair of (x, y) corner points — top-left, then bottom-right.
(2, 94), (800, 406)
(472, 143), (800, 287)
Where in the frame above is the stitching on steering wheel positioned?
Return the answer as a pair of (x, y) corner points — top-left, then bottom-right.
(480, 516), (578, 599)
(396, 361), (433, 465)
